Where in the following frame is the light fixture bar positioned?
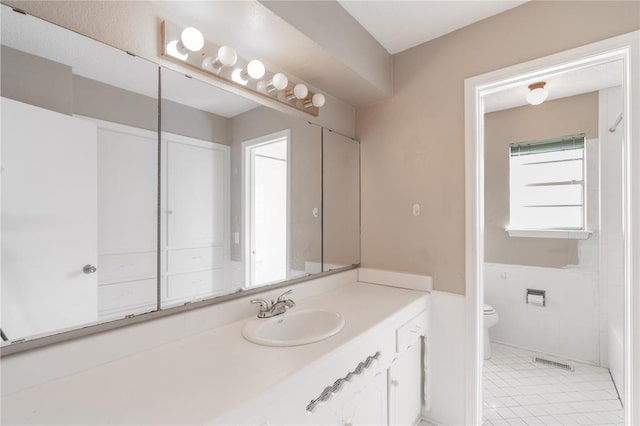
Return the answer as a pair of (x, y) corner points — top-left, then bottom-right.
(161, 20), (322, 117)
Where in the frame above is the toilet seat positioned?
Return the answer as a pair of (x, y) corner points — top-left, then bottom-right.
(483, 304), (499, 360)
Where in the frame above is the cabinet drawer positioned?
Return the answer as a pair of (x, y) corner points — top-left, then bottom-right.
(98, 252), (156, 283)
(166, 269), (225, 300)
(167, 246), (224, 272)
(396, 310), (428, 352)
(98, 278), (156, 318)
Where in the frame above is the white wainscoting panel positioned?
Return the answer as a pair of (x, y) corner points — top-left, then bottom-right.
(485, 262), (599, 364)
(422, 290), (466, 426)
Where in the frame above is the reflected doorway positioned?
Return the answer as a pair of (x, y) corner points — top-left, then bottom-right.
(243, 131), (290, 287)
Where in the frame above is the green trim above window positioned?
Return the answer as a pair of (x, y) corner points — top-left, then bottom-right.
(510, 134), (585, 156)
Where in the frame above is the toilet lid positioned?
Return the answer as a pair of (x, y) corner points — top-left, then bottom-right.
(483, 304), (495, 314)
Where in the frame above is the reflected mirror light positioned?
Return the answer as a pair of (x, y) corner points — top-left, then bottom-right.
(166, 39), (189, 60)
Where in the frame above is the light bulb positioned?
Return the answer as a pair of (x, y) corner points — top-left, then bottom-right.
(247, 60), (265, 79)
(232, 68), (248, 85)
(293, 83), (308, 99)
(311, 93), (325, 107)
(218, 46), (237, 67)
(256, 80), (267, 93)
(526, 82), (548, 105)
(305, 93), (326, 108)
(181, 27), (204, 52)
(202, 56), (216, 71)
(166, 40), (188, 60)
(271, 73), (288, 91)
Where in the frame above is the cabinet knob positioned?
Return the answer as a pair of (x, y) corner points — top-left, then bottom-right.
(391, 379), (399, 387)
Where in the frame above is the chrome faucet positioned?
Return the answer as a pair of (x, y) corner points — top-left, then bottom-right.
(250, 289), (296, 318)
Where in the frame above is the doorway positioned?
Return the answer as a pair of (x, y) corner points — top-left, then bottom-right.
(464, 32), (639, 424)
(243, 130), (290, 287)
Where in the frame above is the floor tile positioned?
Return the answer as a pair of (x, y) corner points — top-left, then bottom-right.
(483, 343), (624, 426)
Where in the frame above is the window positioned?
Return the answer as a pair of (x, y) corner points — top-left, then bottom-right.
(508, 134), (586, 233)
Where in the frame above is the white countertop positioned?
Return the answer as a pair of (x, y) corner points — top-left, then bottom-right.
(1, 282), (429, 425)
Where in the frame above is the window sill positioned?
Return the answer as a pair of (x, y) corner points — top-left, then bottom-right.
(506, 228), (592, 240)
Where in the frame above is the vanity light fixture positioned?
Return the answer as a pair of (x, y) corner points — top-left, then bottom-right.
(202, 46), (238, 72)
(526, 81), (548, 105)
(305, 93), (326, 108)
(256, 80), (268, 93)
(234, 60), (265, 85)
(161, 20), (324, 116)
(287, 83), (308, 101)
(247, 60), (266, 80)
(180, 27), (204, 52)
(267, 73), (289, 92)
(166, 40), (189, 60)
(231, 68), (249, 85)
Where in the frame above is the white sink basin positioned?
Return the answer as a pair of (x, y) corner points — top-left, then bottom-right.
(242, 307), (345, 347)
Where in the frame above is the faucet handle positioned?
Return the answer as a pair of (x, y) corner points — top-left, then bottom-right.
(250, 299), (269, 312)
(276, 289), (293, 302)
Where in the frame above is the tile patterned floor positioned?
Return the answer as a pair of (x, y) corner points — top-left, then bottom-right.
(483, 343), (624, 426)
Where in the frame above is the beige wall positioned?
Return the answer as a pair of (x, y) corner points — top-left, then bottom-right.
(1, 46), (73, 114)
(484, 92), (599, 268)
(323, 129), (361, 268)
(357, 1), (640, 295)
(2, 46), (231, 140)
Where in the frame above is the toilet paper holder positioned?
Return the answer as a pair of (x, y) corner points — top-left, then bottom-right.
(526, 288), (546, 307)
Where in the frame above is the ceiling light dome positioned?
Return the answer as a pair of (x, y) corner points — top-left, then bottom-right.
(526, 81), (548, 105)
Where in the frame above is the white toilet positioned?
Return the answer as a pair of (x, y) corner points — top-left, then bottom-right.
(483, 304), (499, 360)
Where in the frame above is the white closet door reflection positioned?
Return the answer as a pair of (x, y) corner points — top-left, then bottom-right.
(162, 133), (231, 307)
(1, 98), (98, 340)
(95, 120), (157, 320)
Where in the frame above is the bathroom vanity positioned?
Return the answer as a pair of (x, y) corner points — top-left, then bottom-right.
(1, 276), (430, 425)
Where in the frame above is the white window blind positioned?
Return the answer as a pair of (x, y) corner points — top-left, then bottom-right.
(509, 134), (586, 230)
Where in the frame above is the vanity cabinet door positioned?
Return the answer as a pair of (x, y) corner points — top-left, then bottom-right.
(388, 342), (423, 426)
(338, 370), (388, 426)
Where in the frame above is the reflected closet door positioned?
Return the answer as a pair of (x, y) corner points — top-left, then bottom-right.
(1, 97), (98, 340)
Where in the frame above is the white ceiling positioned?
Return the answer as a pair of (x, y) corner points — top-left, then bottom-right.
(1, 5), (257, 118)
(484, 61), (623, 113)
(338, 0), (527, 54)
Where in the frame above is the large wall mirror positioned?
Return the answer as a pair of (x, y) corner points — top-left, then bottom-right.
(0, 5), (360, 350)
(1, 6), (159, 342)
(160, 67), (323, 307)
